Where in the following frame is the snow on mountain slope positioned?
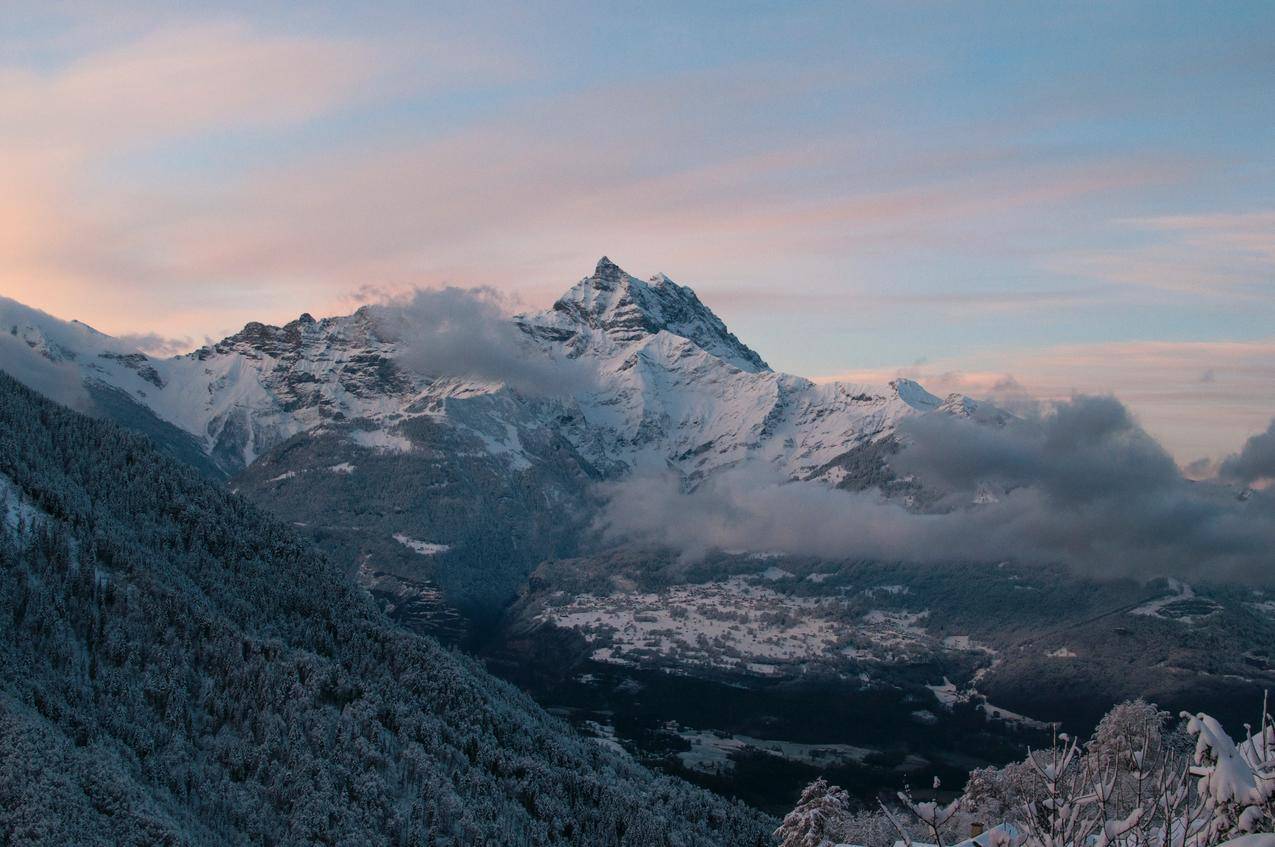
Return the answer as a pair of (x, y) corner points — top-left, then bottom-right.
(516, 257), (956, 482)
(523, 256), (769, 373)
(0, 258), (974, 484)
(6, 296), (478, 474)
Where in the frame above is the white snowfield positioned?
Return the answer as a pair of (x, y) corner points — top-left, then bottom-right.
(392, 534), (451, 556)
(1129, 578), (1223, 623)
(540, 577), (847, 672)
(534, 572), (974, 674)
(0, 257), (981, 483)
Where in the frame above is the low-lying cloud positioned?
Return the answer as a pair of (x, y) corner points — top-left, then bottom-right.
(0, 331), (91, 412)
(0, 297), (95, 411)
(114, 332), (195, 357)
(597, 395), (1275, 583)
(366, 287), (597, 397)
(1219, 419), (1275, 486)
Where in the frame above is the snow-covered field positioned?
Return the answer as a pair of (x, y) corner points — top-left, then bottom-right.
(926, 676), (1049, 729)
(542, 577), (844, 673)
(536, 574), (959, 674)
(1247, 598), (1275, 619)
(393, 534), (451, 556)
(1130, 580), (1222, 623)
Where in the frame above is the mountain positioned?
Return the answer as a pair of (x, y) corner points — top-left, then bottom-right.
(0, 371), (773, 845)
(7, 260), (1271, 815)
(525, 256), (770, 373)
(2, 258), (954, 484)
(513, 257), (949, 485)
(0, 259), (968, 621)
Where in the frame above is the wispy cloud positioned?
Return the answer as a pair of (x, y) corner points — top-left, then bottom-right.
(1047, 211), (1275, 297)
(113, 331), (195, 356)
(12, 75), (1181, 332)
(0, 21), (382, 150)
(1133, 211), (1275, 261)
(0, 16), (525, 335)
(0, 20), (390, 329)
(367, 286), (600, 396)
(0, 11), (1205, 338)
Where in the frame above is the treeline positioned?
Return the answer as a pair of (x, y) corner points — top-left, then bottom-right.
(0, 372), (772, 846)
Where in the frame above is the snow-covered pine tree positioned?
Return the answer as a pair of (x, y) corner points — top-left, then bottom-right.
(776, 777), (853, 847)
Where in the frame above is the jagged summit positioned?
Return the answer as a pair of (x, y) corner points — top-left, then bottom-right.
(592, 255), (626, 284)
(537, 256), (770, 373)
(201, 305), (383, 363)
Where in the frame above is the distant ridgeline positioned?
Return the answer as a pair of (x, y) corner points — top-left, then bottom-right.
(0, 373), (772, 846)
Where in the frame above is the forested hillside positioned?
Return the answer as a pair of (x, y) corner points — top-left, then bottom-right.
(0, 373), (772, 846)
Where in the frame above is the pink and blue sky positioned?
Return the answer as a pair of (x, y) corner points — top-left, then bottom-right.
(2, 2), (1273, 464)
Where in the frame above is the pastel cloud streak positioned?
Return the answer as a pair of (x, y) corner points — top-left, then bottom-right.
(0, 20), (387, 329)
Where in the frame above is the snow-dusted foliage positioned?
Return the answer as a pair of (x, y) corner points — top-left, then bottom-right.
(885, 778), (963, 847)
(775, 777), (853, 847)
(784, 699), (1273, 847)
(0, 373), (773, 846)
(1184, 708), (1275, 839)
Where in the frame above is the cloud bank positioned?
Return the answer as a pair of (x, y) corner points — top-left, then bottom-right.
(0, 298), (94, 411)
(0, 332), (91, 412)
(366, 287), (597, 397)
(597, 395), (1275, 583)
(817, 339), (1275, 468)
(1220, 419), (1275, 486)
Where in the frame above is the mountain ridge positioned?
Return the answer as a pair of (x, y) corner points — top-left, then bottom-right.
(0, 258), (969, 485)
(6, 263), (1273, 819)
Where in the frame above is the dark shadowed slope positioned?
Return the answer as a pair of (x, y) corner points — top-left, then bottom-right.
(0, 373), (772, 846)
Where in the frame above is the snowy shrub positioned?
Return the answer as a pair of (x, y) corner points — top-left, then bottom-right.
(775, 777), (853, 847)
(1088, 700), (1174, 771)
(885, 778), (963, 847)
(1183, 708), (1274, 840)
(783, 698), (1273, 847)
(838, 808), (905, 847)
(964, 759), (1048, 822)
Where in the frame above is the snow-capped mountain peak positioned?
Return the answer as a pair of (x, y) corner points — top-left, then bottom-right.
(533, 256), (769, 373)
(888, 378), (942, 412)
